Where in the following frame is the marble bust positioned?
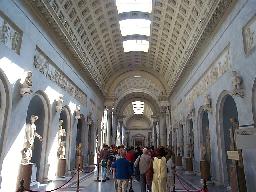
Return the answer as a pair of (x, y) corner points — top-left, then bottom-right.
(20, 71), (33, 96)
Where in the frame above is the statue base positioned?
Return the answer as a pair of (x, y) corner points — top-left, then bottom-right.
(229, 164), (247, 192)
(76, 155), (83, 169)
(17, 163), (33, 190)
(200, 160), (210, 180)
(185, 157), (193, 172)
(57, 158), (66, 177)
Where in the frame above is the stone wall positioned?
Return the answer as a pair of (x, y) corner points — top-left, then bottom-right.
(169, 0), (256, 190)
(0, 0), (103, 191)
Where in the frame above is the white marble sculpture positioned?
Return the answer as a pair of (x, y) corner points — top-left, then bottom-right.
(21, 115), (42, 164)
(56, 96), (64, 112)
(20, 71), (33, 96)
(57, 120), (66, 159)
(232, 71), (244, 97)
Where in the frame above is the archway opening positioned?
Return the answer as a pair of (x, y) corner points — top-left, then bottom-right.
(26, 95), (45, 180)
(221, 95), (246, 191)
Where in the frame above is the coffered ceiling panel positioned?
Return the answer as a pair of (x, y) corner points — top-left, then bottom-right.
(25, 0), (235, 95)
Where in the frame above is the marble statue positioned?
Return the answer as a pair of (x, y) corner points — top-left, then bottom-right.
(57, 120), (66, 156)
(232, 71), (244, 97)
(57, 142), (66, 159)
(75, 106), (81, 119)
(56, 96), (64, 112)
(21, 115), (42, 164)
(20, 71), (33, 96)
(200, 144), (207, 161)
(76, 143), (82, 156)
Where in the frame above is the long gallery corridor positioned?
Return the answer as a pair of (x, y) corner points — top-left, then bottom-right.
(0, 0), (256, 192)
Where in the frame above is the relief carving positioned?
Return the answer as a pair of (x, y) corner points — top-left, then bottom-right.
(0, 12), (22, 54)
(232, 71), (244, 97)
(20, 71), (33, 96)
(34, 47), (87, 104)
(243, 15), (256, 55)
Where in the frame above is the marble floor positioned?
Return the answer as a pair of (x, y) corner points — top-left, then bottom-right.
(41, 169), (226, 192)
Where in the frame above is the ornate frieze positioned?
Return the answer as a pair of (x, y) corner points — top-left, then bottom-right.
(185, 46), (231, 108)
(243, 15), (256, 55)
(33, 47), (87, 105)
(0, 11), (22, 54)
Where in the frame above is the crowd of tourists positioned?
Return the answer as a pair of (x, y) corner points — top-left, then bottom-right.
(98, 144), (176, 192)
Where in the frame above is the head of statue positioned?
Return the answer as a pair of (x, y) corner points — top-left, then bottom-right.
(27, 71), (32, 77)
(30, 115), (38, 124)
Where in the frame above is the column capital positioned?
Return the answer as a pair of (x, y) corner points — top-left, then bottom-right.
(104, 97), (116, 109)
(151, 115), (159, 122)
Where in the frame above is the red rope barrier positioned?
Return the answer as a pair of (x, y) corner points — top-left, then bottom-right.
(20, 172), (77, 192)
(175, 173), (202, 192)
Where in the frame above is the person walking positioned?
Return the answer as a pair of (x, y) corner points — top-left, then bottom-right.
(99, 144), (110, 182)
(112, 148), (133, 192)
(134, 148), (153, 192)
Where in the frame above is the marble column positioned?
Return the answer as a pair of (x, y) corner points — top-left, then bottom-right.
(112, 113), (118, 145)
(106, 108), (112, 146)
(166, 106), (171, 146)
(151, 115), (159, 147)
(159, 106), (167, 146)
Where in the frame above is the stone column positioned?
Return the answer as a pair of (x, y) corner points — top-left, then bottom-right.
(166, 107), (171, 146)
(112, 112), (118, 145)
(106, 107), (112, 146)
(159, 106), (167, 146)
(119, 120), (123, 145)
(151, 115), (159, 147)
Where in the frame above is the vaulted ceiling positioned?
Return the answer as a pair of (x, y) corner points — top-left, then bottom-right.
(25, 0), (234, 97)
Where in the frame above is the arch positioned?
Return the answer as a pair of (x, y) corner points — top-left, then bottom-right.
(252, 79), (256, 124)
(0, 68), (12, 178)
(26, 90), (51, 182)
(216, 92), (247, 190)
(59, 106), (72, 171)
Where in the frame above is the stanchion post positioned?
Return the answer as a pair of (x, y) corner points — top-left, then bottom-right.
(203, 178), (208, 192)
(76, 164), (80, 192)
(172, 163), (176, 192)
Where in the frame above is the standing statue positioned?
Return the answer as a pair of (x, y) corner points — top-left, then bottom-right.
(21, 115), (42, 164)
(232, 71), (244, 97)
(200, 144), (207, 161)
(20, 71), (33, 96)
(57, 120), (66, 159)
(56, 96), (64, 112)
(76, 143), (82, 156)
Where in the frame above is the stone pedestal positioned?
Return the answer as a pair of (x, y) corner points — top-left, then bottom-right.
(200, 160), (210, 180)
(17, 163), (33, 190)
(229, 164), (247, 192)
(57, 159), (66, 177)
(185, 157), (193, 172)
(76, 155), (83, 169)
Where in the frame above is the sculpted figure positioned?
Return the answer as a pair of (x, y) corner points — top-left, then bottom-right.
(20, 71), (33, 96)
(21, 115), (42, 164)
(200, 144), (207, 161)
(56, 96), (64, 112)
(232, 71), (244, 97)
(76, 143), (82, 156)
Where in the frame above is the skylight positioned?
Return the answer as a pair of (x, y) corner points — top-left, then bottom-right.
(119, 19), (151, 36)
(132, 101), (144, 114)
(116, 0), (152, 13)
(123, 40), (149, 52)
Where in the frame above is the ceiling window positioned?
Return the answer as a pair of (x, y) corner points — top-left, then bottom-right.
(123, 40), (149, 52)
(116, 0), (152, 52)
(116, 0), (152, 13)
(119, 19), (151, 36)
(132, 101), (144, 114)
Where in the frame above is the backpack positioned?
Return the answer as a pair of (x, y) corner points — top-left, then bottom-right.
(134, 156), (140, 181)
(101, 160), (107, 167)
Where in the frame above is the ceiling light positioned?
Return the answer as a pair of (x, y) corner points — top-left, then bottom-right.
(119, 19), (151, 36)
(123, 40), (149, 52)
(116, 0), (152, 13)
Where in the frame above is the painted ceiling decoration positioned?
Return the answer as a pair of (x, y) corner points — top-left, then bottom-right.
(24, 0), (235, 97)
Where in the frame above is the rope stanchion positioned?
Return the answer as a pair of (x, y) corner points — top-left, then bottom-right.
(76, 164), (80, 192)
(17, 171), (77, 192)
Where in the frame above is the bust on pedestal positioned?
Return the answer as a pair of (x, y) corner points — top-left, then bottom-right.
(76, 143), (83, 169)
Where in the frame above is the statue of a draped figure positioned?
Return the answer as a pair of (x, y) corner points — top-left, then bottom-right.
(57, 120), (66, 159)
(21, 115), (42, 164)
